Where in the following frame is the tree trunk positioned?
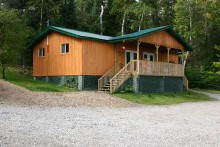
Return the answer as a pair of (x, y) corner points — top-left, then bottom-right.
(121, 13), (126, 35)
(100, 5), (104, 35)
(22, 56), (25, 74)
(40, 0), (44, 33)
(139, 12), (144, 31)
(2, 61), (5, 79)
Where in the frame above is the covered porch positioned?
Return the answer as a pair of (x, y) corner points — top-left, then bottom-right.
(98, 28), (190, 93)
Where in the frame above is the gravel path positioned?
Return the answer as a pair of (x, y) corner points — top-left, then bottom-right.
(0, 79), (135, 107)
(1, 80), (220, 146)
(1, 102), (220, 147)
(190, 90), (220, 100)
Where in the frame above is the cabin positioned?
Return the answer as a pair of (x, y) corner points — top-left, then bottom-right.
(30, 26), (192, 93)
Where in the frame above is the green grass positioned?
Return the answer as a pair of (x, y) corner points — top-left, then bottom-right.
(0, 67), (75, 92)
(114, 91), (215, 105)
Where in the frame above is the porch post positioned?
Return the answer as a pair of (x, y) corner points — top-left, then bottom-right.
(181, 51), (184, 65)
(137, 40), (141, 75)
(167, 47), (171, 63)
(155, 44), (160, 62)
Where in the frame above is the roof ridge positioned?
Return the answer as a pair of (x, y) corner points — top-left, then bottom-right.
(28, 25), (192, 51)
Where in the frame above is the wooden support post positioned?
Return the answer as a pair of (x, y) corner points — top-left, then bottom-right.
(181, 51), (184, 65)
(167, 47), (171, 75)
(167, 47), (171, 63)
(155, 44), (160, 62)
(137, 40), (141, 75)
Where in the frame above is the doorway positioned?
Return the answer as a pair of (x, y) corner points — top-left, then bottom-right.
(125, 50), (137, 64)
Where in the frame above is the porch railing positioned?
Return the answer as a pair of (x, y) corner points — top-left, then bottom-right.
(138, 60), (184, 77)
(98, 62), (122, 90)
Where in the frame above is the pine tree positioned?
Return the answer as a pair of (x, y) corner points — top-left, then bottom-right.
(59, 0), (77, 29)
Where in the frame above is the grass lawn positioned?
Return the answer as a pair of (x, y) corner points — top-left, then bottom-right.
(114, 91), (215, 105)
(0, 67), (75, 92)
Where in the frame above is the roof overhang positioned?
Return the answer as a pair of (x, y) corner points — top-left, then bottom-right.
(28, 26), (192, 51)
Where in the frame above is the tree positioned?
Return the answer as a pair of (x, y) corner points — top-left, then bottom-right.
(111, 0), (135, 35)
(129, 1), (152, 31)
(213, 45), (220, 74)
(0, 8), (27, 79)
(27, 0), (62, 33)
(59, 0), (77, 29)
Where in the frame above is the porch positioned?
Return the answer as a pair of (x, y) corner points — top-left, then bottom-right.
(98, 29), (189, 93)
(98, 60), (187, 93)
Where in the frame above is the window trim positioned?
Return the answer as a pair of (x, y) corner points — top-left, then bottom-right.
(38, 48), (45, 57)
(60, 43), (69, 54)
(143, 52), (155, 61)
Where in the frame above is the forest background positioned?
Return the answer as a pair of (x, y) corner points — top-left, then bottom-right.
(0, 0), (219, 89)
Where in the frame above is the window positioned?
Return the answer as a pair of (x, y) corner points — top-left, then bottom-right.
(38, 48), (45, 57)
(143, 52), (155, 61)
(61, 43), (69, 54)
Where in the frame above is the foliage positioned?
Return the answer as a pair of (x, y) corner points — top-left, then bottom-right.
(0, 67), (75, 92)
(64, 77), (78, 89)
(114, 91), (214, 105)
(213, 45), (220, 73)
(124, 86), (134, 93)
(0, 0), (220, 90)
(59, 0), (77, 29)
(0, 8), (27, 79)
(185, 66), (220, 90)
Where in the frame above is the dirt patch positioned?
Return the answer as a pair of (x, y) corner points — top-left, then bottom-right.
(0, 80), (136, 107)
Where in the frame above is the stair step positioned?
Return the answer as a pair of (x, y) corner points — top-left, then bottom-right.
(101, 89), (110, 92)
(103, 86), (111, 88)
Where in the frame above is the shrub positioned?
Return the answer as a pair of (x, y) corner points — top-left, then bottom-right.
(125, 86), (134, 93)
(185, 66), (220, 90)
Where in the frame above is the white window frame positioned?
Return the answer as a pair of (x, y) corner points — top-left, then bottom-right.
(125, 50), (137, 64)
(38, 48), (45, 57)
(143, 52), (155, 61)
(60, 43), (69, 54)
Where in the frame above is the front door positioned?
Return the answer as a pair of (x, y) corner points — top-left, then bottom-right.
(125, 50), (137, 64)
(143, 52), (155, 61)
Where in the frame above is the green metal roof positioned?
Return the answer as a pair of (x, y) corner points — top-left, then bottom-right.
(29, 25), (192, 51)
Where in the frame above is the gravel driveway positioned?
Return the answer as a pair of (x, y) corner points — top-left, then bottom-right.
(1, 80), (220, 147)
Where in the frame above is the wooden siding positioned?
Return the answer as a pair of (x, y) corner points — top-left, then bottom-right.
(33, 30), (182, 77)
(115, 42), (180, 64)
(139, 30), (184, 50)
(33, 38), (48, 76)
(82, 40), (115, 75)
(33, 32), (83, 76)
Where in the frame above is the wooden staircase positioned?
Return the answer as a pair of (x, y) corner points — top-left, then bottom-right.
(98, 61), (137, 93)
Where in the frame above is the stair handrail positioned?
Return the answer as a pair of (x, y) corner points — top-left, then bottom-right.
(98, 62), (122, 90)
(110, 60), (137, 93)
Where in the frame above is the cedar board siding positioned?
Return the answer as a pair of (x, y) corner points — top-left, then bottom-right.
(82, 40), (115, 75)
(139, 30), (184, 50)
(33, 30), (182, 77)
(33, 32), (83, 76)
(116, 43), (179, 64)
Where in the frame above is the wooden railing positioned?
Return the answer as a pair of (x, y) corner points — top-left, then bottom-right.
(183, 75), (188, 90)
(98, 62), (122, 90)
(138, 60), (184, 77)
(99, 60), (185, 93)
(110, 60), (137, 93)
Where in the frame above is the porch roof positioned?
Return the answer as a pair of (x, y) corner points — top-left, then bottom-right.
(29, 26), (192, 51)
